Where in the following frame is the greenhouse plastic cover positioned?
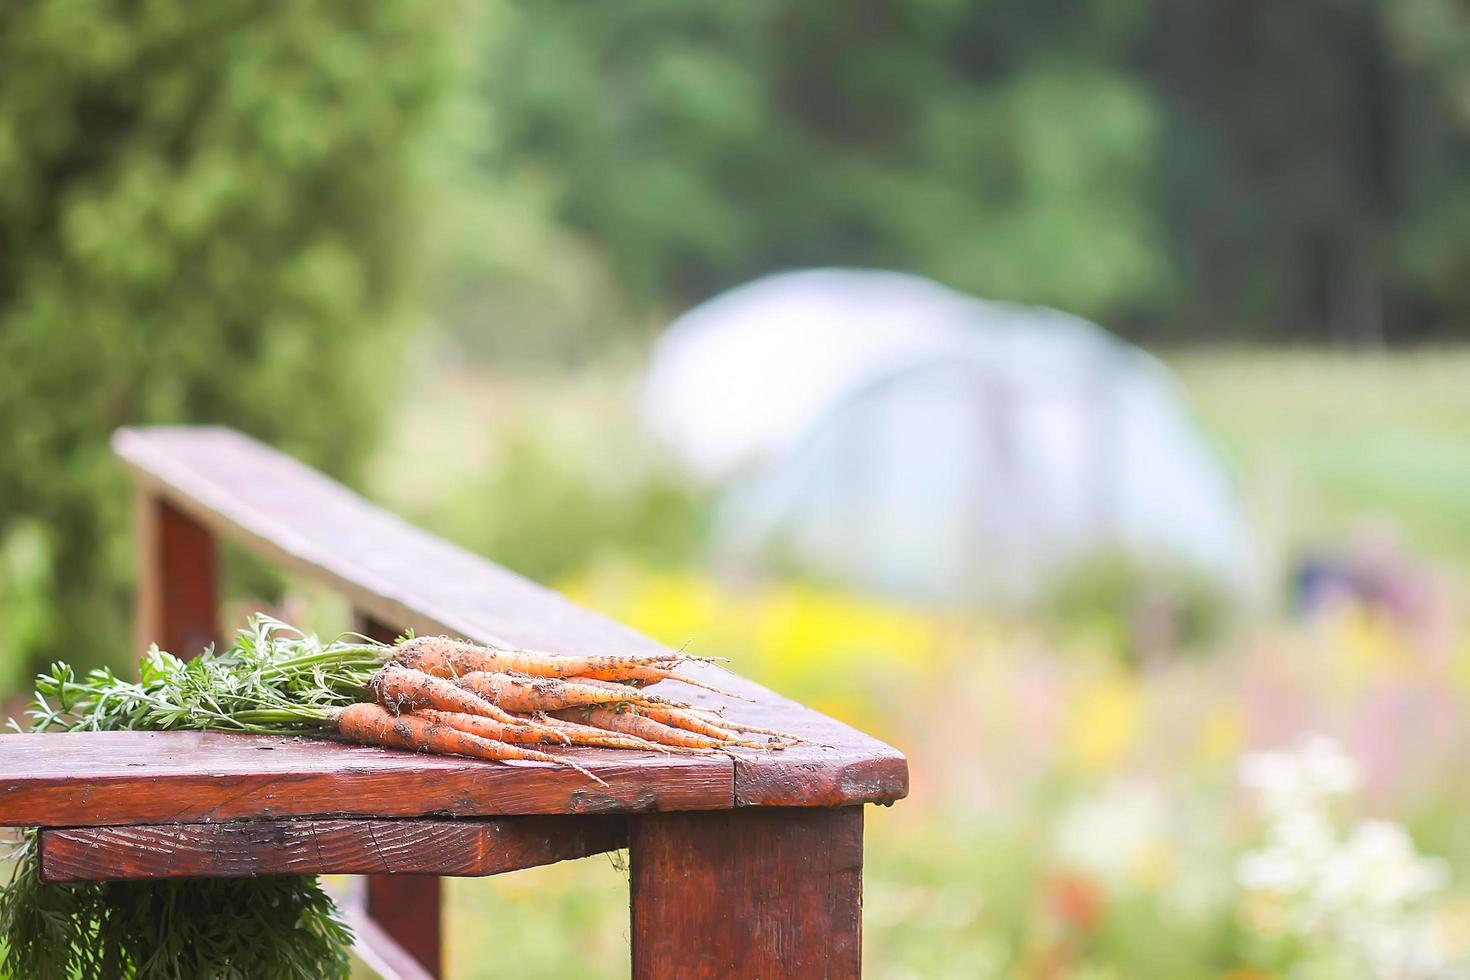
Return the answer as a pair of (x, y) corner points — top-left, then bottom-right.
(642, 268), (1254, 602)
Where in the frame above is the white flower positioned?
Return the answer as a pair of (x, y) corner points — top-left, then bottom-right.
(1054, 777), (1168, 887)
(1239, 733), (1360, 817)
(1235, 733), (1462, 979)
(1316, 821), (1449, 914)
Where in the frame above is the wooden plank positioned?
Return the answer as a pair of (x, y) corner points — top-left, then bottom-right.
(348, 907), (438, 980)
(111, 426), (908, 808)
(365, 876), (442, 978)
(135, 494), (218, 659)
(629, 807), (863, 978)
(643, 669), (909, 807)
(37, 815), (626, 883)
(0, 730), (732, 827)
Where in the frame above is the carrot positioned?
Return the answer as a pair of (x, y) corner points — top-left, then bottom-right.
(328, 703), (604, 783)
(410, 709), (577, 745)
(394, 635), (709, 680)
(455, 671), (688, 713)
(553, 706), (729, 750)
(418, 708), (681, 753)
(370, 664), (528, 726)
(573, 664), (754, 701)
(532, 713), (716, 754)
(630, 705), (773, 749)
(686, 709), (806, 743)
(567, 676), (704, 708)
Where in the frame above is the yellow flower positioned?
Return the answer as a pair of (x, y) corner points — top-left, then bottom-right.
(1197, 706), (1244, 766)
(1065, 674), (1143, 772)
(1129, 840), (1177, 892)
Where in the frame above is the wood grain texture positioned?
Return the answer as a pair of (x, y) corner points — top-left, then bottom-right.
(135, 494), (218, 659)
(366, 875), (443, 978)
(660, 670), (909, 807)
(0, 730), (732, 827)
(110, 425), (908, 808)
(630, 807), (863, 979)
(351, 610), (445, 977)
(37, 815), (626, 883)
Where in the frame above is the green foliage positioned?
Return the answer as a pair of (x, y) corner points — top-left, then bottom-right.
(1148, 0), (1470, 343)
(415, 430), (708, 586)
(23, 616), (383, 735)
(1, 835), (352, 980)
(1044, 551), (1232, 664)
(0, 0), (453, 674)
(458, 0), (1163, 349)
(0, 617), (383, 978)
(453, 0), (1470, 351)
(1175, 349), (1470, 567)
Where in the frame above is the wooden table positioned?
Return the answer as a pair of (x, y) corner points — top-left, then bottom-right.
(0, 426), (907, 979)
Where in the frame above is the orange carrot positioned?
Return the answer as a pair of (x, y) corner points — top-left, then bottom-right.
(394, 635), (707, 680)
(574, 665), (754, 701)
(566, 676), (703, 708)
(455, 671), (688, 713)
(328, 703), (604, 783)
(553, 706), (729, 750)
(409, 709), (574, 745)
(686, 709), (805, 743)
(370, 664), (528, 726)
(418, 709), (681, 753)
(630, 705), (773, 748)
(532, 713), (718, 754)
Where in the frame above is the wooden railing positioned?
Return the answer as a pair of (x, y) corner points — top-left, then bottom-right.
(0, 426), (908, 979)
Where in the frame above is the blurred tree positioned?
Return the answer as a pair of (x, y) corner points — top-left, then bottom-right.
(461, 0), (1470, 349)
(0, 0), (453, 678)
(464, 0), (1165, 346)
(1147, 0), (1470, 344)
(1381, 0), (1470, 337)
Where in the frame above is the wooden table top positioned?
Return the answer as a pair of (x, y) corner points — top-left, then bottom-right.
(0, 427), (906, 828)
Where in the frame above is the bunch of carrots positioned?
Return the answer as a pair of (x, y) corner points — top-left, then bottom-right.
(23, 617), (791, 783)
(7, 616), (800, 980)
(331, 635), (794, 781)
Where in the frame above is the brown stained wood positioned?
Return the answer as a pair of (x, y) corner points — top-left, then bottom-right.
(135, 493), (218, 659)
(110, 426), (909, 808)
(37, 815), (626, 883)
(348, 907), (438, 980)
(366, 876), (443, 978)
(629, 807), (863, 979)
(0, 730), (732, 828)
(654, 664), (910, 807)
(355, 612), (402, 647)
(351, 611), (444, 976)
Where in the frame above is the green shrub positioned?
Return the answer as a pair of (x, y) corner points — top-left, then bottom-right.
(412, 430), (709, 587)
(1044, 551), (1234, 664)
(465, 2), (1163, 351)
(0, 0), (453, 676)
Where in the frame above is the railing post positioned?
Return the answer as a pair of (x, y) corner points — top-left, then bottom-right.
(629, 806), (864, 978)
(356, 612), (444, 979)
(135, 493), (218, 659)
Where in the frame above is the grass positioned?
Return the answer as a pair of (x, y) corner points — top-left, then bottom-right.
(1172, 348), (1470, 570)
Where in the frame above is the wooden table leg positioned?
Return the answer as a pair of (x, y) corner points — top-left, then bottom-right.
(366, 875), (443, 978)
(629, 807), (863, 979)
(354, 612), (445, 979)
(136, 494), (218, 658)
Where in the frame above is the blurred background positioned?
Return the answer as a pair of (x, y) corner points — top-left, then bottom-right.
(5, 0), (1470, 976)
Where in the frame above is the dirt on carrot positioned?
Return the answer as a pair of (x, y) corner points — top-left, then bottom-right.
(454, 671), (689, 713)
(393, 635), (705, 681)
(331, 703), (605, 783)
(370, 663), (528, 725)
